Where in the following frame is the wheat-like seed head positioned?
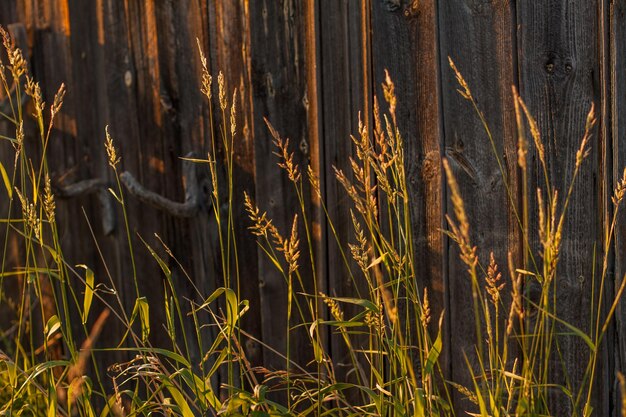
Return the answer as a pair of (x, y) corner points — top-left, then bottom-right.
(306, 165), (321, 198)
(382, 69), (396, 121)
(320, 293), (344, 322)
(517, 97), (546, 170)
(44, 175), (55, 224)
(25, 75), (45, 119)
(613, 168), (626, 206)
(0, 26), (26, 80)
(443, 159), (478, 273)
(349, 210), (369, 273)
(196, 38), (212, 100)
(285, 215), (300, 274)
(448, 57), (472, 101)
(421, 287), (431, 329)
(13, 120), (23, 157)
(267, 119), (301, 183)
(334, 167), (366, 214)
(218, 71), (226, 110)
(449, 381), (479, 405)
(244, 192), (270, 236)
(486, 252), (504, 306)
(104, 126), (121, 168)
(50, 83), (66, 121)
(230, 90), (237, 138)
(15, 188), (41, 241)
(512, 87), (528, 170)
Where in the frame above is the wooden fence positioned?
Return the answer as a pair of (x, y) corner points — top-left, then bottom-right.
(0, 0), (623, 414)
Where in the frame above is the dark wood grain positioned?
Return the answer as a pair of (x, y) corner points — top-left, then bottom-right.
(1, 0), (624, 413)
(370, 0), (446, 382)
(317, 0), (371, 393)
(247, 0), (319, 375)
(610, 0), (626, 414)
(438, 0), (519, 410)
(517, 1), (601, 414)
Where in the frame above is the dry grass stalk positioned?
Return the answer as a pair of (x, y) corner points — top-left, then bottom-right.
(448, 57), (471, 101)
(619, 372), (626, 417)
(15, 187), (41, 240)
(516, 95), (546, 171)
(512, 86), (528, 170)
(613, 168), (626, 206)
(267, 118), (301, 183)
(506, 251), (523, 335)
(485, 252), (504, 306)
(443, 159), (477, 272)
(348, 211), (369, 274)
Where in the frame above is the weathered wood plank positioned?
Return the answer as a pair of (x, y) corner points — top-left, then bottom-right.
(438, 0), (519, 410)
(318, 0), (371, 392)
(611, 0), (626, 413)
(517, 1), (601, 414)
(370, 0), (446, 381)
(248, 0), (317, 376)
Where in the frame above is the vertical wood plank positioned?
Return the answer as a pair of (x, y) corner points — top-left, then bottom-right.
(517, 1), (601, 414)
(438, 0), (519, 409)
(370, 0), (446, 374)
(611, 0), (626, 412)
(318, 0), (370, 389)
(247, 0), (322, 380)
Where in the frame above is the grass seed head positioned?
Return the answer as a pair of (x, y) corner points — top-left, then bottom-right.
(421, 287), (431, 329)
(382, 69), (396, 121)
(105, 126), (121, 168)
(486, 252), (504, 306)
(44, 175), (55, 223)
(230, 90), (237, 137)
(50, 83), (66, 121)
(448, 57), (472, 101)
(196, 38), (212, 100)
(218, 71), (226, 110)
(320, 293), (344, 322)
(614, 168), (626, 206)
(0, 26), (26, 80)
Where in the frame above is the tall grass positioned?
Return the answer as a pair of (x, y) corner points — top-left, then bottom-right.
(0, 26), (624, 417)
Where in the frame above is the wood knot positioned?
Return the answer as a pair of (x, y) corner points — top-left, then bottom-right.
(543, 51), (574, 79)
(403, 0), (420, 17)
